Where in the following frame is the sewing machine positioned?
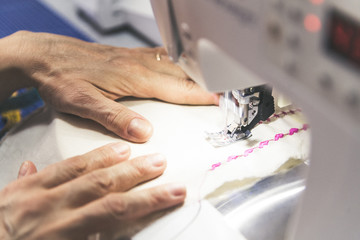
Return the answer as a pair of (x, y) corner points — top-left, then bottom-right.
(0, 0), (359, 239)
(151, 0), (360, 239)
(75, 0), (162, 45)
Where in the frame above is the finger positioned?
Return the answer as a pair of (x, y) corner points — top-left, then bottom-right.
(138, 47), (189, 79)
(72, 184), (186, 234)
(17, 161), (38, 179)
(43, 80), (153, 143)
(86, 95), (153, 143)
(57, 153), (167, 206)
(142, 72), (219, 105)
(40, 142), (130, 188)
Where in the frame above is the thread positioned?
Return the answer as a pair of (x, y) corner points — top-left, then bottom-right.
(170, 109), (307, 238)
(210, 124), (309, 171)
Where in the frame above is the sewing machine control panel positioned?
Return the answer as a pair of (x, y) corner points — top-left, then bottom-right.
(263, 0), (360, 118)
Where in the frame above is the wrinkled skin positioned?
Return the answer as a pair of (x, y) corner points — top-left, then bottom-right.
(0, 143), (185, 240)
(0, 31), (222, 239)
(0, 31), (218, 142)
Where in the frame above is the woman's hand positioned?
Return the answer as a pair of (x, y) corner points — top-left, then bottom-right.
(0, 142), (185, 240)
(0, 31), (218, 142)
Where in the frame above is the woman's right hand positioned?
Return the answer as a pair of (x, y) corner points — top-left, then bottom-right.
(0, 142), (185, 240)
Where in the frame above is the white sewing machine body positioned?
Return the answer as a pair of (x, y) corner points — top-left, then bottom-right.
(151, 0), (360, 239)
(75, 0), (162, 45)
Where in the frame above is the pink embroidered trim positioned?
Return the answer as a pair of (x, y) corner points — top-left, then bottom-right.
(210, 124), (309, 171)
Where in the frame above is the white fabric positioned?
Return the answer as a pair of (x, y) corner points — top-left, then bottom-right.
(0, 99), (310, 239)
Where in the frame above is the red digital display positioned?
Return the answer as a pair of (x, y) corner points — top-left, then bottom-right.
(327, 10), (360, 67)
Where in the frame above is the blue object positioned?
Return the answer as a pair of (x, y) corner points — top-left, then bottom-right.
(0, 0), (93, 138)
(0, 0), (92, 41)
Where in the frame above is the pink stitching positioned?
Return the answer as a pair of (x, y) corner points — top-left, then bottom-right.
(211, 162), (222, 170)
(244, 148), (254, 157)
(210, 124), (309, 171)
(289, 128), (299, 135)
(274, 133), (284, 141)
(259, 140), (270, 148)
(227, 155), (239, 162)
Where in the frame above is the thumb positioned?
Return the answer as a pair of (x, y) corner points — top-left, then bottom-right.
(44, 82), (154, 143)
(89, 98), (154, 143)
(145, 74), (219, 106)
(18, 161), (38, 179)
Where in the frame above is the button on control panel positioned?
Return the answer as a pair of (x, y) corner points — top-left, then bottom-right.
(264, 0), (360, 119)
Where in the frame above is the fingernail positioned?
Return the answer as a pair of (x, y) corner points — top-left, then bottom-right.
(167, 183), (186, 197)
(147, 153), (166, 167)
(127, 118), (153, 140)
(18, 161), (29, 177)
(110, 142), (130, 156)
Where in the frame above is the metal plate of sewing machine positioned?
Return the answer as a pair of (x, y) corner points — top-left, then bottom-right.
(207, 161), (307, 240)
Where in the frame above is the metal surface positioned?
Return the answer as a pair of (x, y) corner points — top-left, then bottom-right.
(151, 0), (360, 238)
(205, 86), (274, 147)
(215, 164), (307, 240)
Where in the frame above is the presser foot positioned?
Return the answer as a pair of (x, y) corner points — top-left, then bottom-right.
(206, 128), (252, 147)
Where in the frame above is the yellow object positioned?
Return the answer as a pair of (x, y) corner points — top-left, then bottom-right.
(1, 110), (21, 133)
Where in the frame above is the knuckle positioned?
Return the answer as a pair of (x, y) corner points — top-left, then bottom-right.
(90, 147), (113, 167)
(68, 157), (88, 177)
(104, 110), (119, 129)
(104, 194), (128, 219)
(179, 78), (196, 92)
(66, 88), (97, 110)
(88, 171), (114, 194)
(131, 160), (151, 179)
(148, 192), (165, 208)
(20, 200), (40, 217)
(17, 192), (53, 219)
(104, 108), (133, 138)
(150, 188), (171, 206)
(40, 80), (97, 117)
(1, 188), (57, 238)
(104, 110), (127, 136)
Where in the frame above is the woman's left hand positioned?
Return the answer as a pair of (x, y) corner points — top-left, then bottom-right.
(2, 31), (218, 143)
